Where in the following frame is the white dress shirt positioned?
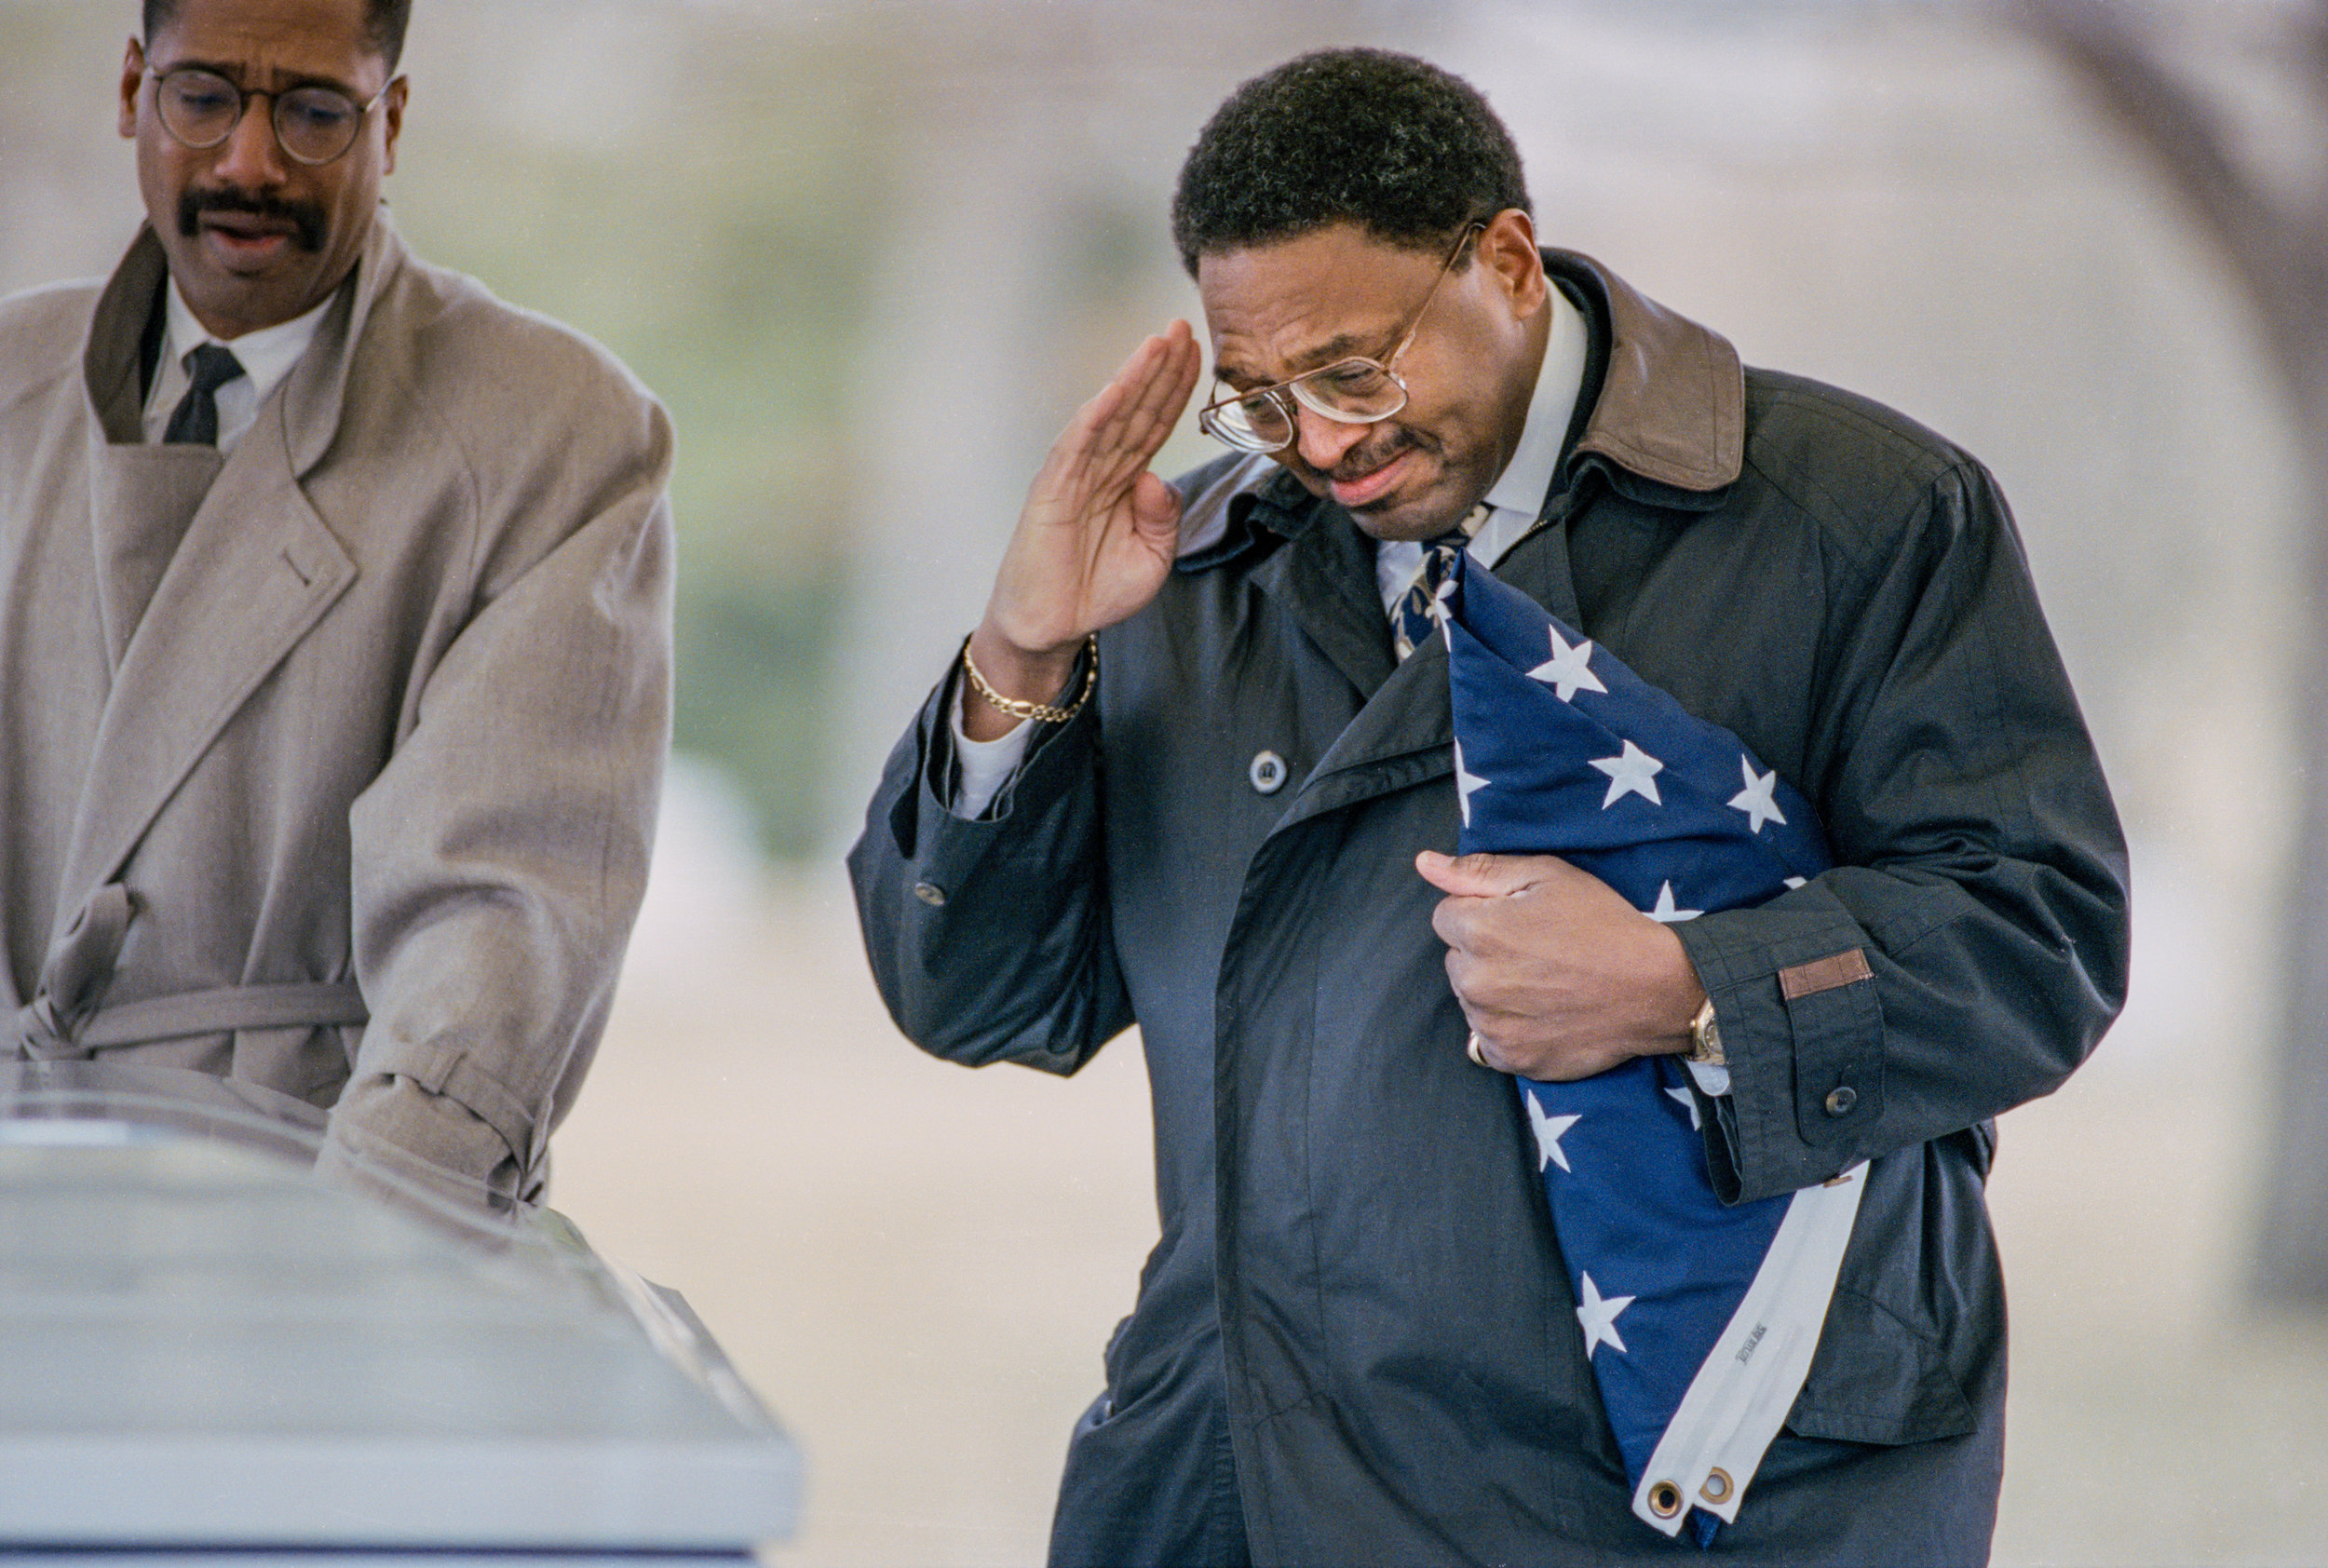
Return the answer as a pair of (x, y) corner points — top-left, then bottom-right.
(141, 280), (332, 453)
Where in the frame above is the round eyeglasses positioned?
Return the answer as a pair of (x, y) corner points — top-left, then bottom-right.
(148, 65), (395, 168)
(1197, 223), (1483, 455)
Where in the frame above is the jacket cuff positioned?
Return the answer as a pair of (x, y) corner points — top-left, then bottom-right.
(888, 656), (1101, 865)
(1672, 895), (1887, 1204)
(320, 1072), (527, 1217)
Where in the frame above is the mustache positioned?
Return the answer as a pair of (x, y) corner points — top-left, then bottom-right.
(1320, 426), (1428, 483)
(176, 186), (328, 253)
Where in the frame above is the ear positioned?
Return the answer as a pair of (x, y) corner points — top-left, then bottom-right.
(1475, 208), (1548, 322)
(118, 36), (145, 141)
(379, 75), (409, 176)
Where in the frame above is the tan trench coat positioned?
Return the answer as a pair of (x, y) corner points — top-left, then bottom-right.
(0, 210), (674, 1207)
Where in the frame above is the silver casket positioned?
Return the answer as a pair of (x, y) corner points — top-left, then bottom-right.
(0, 1061), (800, 1564)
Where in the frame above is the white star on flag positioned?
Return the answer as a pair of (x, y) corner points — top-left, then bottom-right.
(1665, 1083), (1701, 1131)
(1525, 1093), (1582, 1173)
(1728, 756), (1788, 834)
(1454, 738), (1488, 827)
(1590, 740), (1664, 809)
(1527, 626), (1608, 703)
(1576, 1272), (1634, 1359)
(1645, 881), (1702, 924)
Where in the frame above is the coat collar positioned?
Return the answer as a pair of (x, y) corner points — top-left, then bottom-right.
(83, 205), (409, 476)
(1547, 248), (1745, 501)
(280, 205), (405, 476)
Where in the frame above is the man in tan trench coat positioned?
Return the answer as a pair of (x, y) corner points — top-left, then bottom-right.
(0, 0), (674, 1212)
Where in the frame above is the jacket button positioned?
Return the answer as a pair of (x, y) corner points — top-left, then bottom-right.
(1824, 1086), (1858, 1116)
(913, 882), (947, 907)
(1249, 750), (1288, 794)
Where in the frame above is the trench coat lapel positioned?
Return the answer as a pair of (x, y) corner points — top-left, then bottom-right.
(1245, 499), (1392, 701)
(1266, 507), (1587, 834)
(57, 399), (359, 917)
(48, 216), (396, 924)
(1494, 512), (1586, 630)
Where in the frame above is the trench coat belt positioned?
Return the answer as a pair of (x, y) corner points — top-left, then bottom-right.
(13, 981), (372, 1061)
(11, 882), (369, 1060)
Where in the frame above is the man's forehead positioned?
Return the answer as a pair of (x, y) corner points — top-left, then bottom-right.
(148, 0), (385, 85)
(1196, 224), (1447, 384)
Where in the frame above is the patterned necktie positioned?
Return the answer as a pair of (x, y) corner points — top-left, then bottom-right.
(162, 343), (247, 447)
(1391, 503), (1490, 661)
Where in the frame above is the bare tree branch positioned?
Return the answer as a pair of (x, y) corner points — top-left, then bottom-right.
(2016, 0), (2328, 378)
(2300, 0), (2328, 115)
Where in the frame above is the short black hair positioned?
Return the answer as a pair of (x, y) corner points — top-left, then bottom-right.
(1171, 47), (1531, 278)
(143, 0), (413, 72)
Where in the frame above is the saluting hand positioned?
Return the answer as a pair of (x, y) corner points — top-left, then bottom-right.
(965, 322), (1204, 739)
(1416, 850), (1708, 1081)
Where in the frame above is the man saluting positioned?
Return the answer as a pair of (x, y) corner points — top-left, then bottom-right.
(852, 47), (2126, 1567)
(0, 0), (672, 1213)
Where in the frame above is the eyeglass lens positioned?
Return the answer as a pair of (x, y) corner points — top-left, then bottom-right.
(156, 69), (370, 165)
(1206, 361), (1406, 452)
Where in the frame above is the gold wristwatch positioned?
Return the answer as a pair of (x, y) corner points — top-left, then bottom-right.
(1686, 996), (1726, 1067)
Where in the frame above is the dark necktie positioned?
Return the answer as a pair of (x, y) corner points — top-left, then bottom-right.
(162, 343), (247, 447)
(1391, 503), (1490, 661)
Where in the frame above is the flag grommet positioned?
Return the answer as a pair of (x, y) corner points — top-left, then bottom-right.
(1647, 1480), (1684, 1519)
(1699, 1468), (1733, 1504)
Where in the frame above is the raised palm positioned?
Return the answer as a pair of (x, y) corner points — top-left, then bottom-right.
(982, 320), (1205, 662)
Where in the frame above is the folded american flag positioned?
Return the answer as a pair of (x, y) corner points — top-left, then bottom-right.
(1441, 553), (1864, 1544)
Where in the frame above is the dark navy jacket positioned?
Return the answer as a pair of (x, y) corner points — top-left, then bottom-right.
(850, 251), (2129, 1567)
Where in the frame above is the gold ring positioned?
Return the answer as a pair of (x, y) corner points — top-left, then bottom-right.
(1466, 1032), (1488, 1068)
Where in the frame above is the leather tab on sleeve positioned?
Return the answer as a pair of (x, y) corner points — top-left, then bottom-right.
(1779, 948), (1874, 1000)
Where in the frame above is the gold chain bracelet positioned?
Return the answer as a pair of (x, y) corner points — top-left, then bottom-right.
(961, 634), (1099, 724)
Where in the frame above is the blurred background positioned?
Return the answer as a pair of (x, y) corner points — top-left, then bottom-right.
(6, 0), (2326, 1561)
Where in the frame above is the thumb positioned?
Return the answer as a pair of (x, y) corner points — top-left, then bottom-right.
(1415, 849), (1549, 899)
(1130, 471), (1182, 546)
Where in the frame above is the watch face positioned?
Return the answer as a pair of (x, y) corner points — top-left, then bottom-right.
(1690, 1002), (1724, 1065)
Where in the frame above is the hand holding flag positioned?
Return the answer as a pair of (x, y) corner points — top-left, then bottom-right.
(1418, 848), (1707, 1082)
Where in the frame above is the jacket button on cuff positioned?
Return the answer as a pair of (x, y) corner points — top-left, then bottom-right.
(1824, 1085), (1858, 1116)
(912, 882), (947, 907)
(1249, 750), (1288, 794)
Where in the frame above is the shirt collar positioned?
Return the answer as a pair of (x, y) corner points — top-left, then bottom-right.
(1373, 283), (1591, 611)
(162, 279), (333, 411)
(1482, 279), (1587, 522)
